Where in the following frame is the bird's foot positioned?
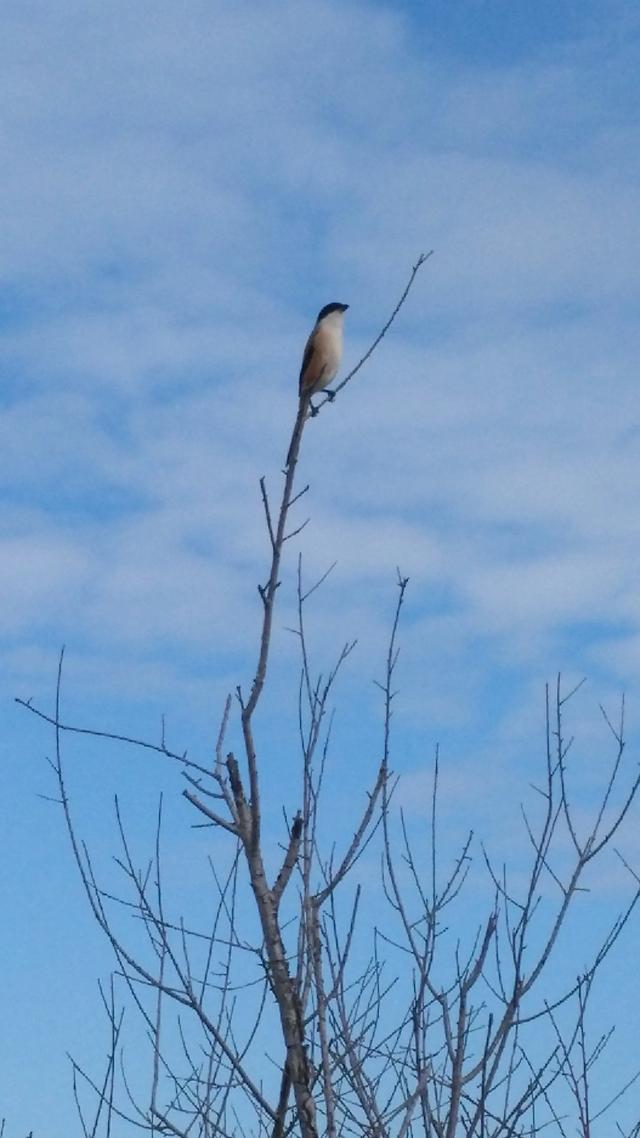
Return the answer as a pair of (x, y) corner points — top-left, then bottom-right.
(309, 401), (320, 417)
(324, 389), (336, 402)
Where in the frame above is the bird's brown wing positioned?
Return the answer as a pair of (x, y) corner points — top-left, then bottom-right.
(298, 332), (317, 395)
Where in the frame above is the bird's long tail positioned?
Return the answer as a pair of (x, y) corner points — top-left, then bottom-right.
(285, 394), (311, 468)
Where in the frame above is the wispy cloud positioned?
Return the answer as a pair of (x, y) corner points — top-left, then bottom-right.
(1, 1), (638, 718)
(3, 5), (640, 1134)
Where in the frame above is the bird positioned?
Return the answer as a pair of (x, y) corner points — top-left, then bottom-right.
(298, 302), (349, 405)
(285, 302), (349, 468)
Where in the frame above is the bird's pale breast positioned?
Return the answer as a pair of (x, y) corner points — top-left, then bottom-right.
(306, 322), (343, 393)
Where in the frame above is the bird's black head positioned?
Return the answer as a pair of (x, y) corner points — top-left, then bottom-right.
(317, 302), (349, 322)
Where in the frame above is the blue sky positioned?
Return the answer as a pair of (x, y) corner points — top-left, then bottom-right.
(2, 1), (640, 1134)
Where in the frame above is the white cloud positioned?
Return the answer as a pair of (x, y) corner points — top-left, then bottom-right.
(0, 0), (638, 736)
(4, 7), (640, 1136)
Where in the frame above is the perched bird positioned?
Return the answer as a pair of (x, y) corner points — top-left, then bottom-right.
(298, 302), (349, 404)
(286, 302), (349, 467)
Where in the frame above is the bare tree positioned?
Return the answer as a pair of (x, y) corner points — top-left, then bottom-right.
(18, 255), (640, 1138)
